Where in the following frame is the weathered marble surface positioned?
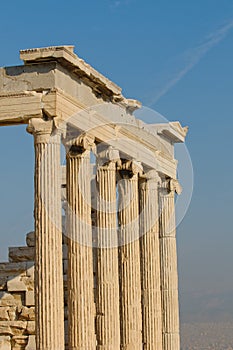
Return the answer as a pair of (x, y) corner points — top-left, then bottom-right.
(0, 46), (188, 350)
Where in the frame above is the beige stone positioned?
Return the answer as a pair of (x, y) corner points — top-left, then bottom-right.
(0, 336), (11, 350)
(20, 277), (34, 291)
(26, 321), (35, 335)
(0, 321), (27, 336)
(139, 171), (163, 350)
(8, 307), (17, 321)
(95, 148), (121, 350)
(0, 307), (10, 321)
(159, 178), (181, 350)
(25, 335), (35, 350)
(0, 292), (22, 307)
(118, 161), (143, 349)
(25, 291), (34, 307)
(66, 135), (96, 349)
(27, 119), (65, 350)
(0, 45), (188, 350)
(12, 335), (28, 349)
(0, 306), (16, 321)
(18, 307), (35, 321)
(7, 276), (27, 292)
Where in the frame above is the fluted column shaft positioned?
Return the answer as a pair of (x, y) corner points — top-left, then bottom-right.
(159, 179), (180, 350)
(28, 119), (64, 350)
(118, 163), (142, 350)
(139, 171), (162, 350)
(96, 154), (121, 350)
(66, 141), (96, 350)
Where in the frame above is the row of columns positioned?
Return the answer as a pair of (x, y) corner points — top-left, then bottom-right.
(28, 119), (181, 350)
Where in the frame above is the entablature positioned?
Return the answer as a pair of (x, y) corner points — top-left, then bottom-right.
(0, 46), (188, 179)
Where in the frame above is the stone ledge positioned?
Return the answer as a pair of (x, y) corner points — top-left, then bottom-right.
(20, 46), (122, 96)
(0, 293), (23, 307)
(0, 262), (27, 277)
(0, 321), (27, 336)
(8, 247), (35, 263)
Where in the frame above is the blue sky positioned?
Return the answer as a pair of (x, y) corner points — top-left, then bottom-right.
(0, 0), (233, 322)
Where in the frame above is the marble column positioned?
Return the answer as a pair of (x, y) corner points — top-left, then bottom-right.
(27, 118), (64, 350)
(66, 135), (96, 350)
(159, 178), (182, 350)
(96, 147), (121, 350)
(118, 160), (143, 350)
(139, 170), (163, 350)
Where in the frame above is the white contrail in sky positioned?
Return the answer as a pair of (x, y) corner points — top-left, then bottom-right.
(148, 19), (233, 106)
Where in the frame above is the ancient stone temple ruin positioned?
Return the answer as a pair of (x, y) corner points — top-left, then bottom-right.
(0, 46), (187, 350)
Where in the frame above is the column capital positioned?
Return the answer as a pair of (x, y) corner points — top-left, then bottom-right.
(119, 160), (143, 178)
(27, 118), (54, 143)
(97, 146), (121, 168)
(67, 133), (95, 150)
(66, 133), (95, 157)
(161, 177), (182, 195)
(169, 178), (182, 195)
(139, 169), (160, 191)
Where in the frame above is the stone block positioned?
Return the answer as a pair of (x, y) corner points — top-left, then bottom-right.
(7, 276), (27, 292)
(26, 321), (35, 335)
(11, 335), (28, 349)
(9, 247), (35, 263)
(0, 336), (11, 350)
(0, 321), (11, 335)
(8, 306), (17, 321)
(18, 306), (35, 321)
(13, 293), (24, 305)
(25, 335), (35, 349)
(0, 307), (9, 321)
(0, 262), (27, 277)
(0, 306), (16, 322)
(25, 291), (34, 307)
(21, 276), (34, 292)
(26, 232), (35, 247)
(0, 292), (22, 307)
(0, 321), (27, 336)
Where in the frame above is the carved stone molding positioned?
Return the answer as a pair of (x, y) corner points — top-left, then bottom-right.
(97, 146), (121, 168)
(118, 160), (143, 179)
(139, 169), (161, 193)
(169, 178), (182, 195)
(66, 133), (96, 156)
(27, 118), (55, 144)
(160, 177), (182, 195)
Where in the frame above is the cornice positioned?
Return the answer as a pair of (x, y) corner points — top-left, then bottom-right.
(20, 46), (141, 112)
